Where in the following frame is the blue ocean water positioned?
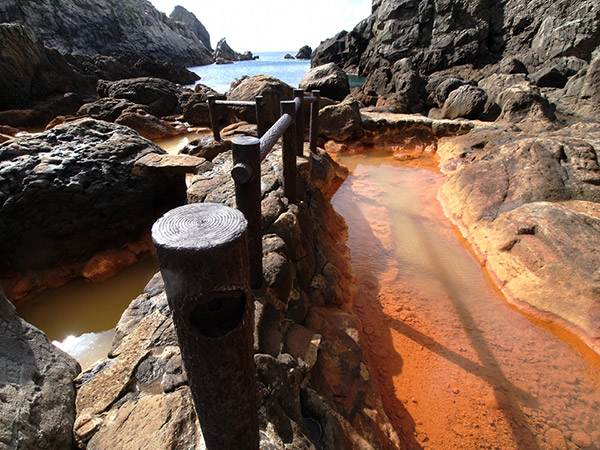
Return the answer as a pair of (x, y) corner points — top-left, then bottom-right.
(188, 51), (311, 94)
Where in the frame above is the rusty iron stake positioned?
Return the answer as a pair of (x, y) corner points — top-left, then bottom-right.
(207, 95), (221, 141)
(294, 89), (304, 156)
(255, 95), (266, 137)
(309, 90), (320, 152)
(281, 100), (297, 203)
(151, 203), (259, 450)
(231, 136), (263, 289)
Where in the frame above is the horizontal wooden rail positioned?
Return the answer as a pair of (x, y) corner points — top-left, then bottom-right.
(207, 95), (266, 141)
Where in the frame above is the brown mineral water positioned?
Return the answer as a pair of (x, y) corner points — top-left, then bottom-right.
(332, 151), (600, 450)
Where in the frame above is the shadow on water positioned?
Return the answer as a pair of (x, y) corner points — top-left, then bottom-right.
(392, 207), (541, 449)
(334, 175), (423, 449)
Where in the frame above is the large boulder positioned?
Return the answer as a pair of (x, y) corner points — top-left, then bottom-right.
(319, 98), (364, 141)
(0, 286), (80, 449)
(300, 63), (350, 101)
(97, 78), (183, 117)
(227, 75), (294, 127)
(0, 118), (185, 271)
(169, 5), (212, 51)
(441, 85), (488, 120)
(0, 0), (214, 66)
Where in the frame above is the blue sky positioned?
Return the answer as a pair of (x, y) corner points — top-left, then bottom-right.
(148, 0), (372, 52)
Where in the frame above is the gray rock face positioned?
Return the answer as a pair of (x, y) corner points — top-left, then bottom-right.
(214, 38), (254, 62)
(0, 0), (214, 66)
(295, 45), (312, 60)
(0, 286), (80, 450)
(319, 99), (364, 141)
(170, 5), (212, 51)
(441, 85), (488, 119)
(0, 119), (185, 270)
(300, 63), (350, 101)
(313, 0), (600, 75)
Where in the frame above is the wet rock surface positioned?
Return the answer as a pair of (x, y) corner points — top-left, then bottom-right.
(0, 286), (80, 450)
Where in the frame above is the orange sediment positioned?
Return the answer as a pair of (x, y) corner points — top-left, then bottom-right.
(332, 151), (600, 449)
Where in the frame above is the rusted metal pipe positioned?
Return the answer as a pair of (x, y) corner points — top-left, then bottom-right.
(255, 95), (266, 137)
(294, 89), (304, 156)
(309, 90), (320, 152)
(207, 95), (221, 141)
(151, 203), (259, 450)
(281, 100), (297, 203)
(232, 136), (263, 289)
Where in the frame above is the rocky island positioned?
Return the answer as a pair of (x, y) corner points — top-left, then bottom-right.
(1, 0), (600, 449)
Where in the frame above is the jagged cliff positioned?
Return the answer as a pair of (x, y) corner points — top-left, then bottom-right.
(0, 0), (213, 66)
(312, 0), (600, 74)
(170, 5), (212, 51)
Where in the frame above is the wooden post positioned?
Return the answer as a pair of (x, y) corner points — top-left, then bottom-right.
(151, 203), (258, 450)
(255, 95), (266, 138)
(294, 89), (304, 156)
(207, 95), (221, 141)
(281, 100), (297, 203)
(309, 90), (320, 152)
(231, 136), (263, 289)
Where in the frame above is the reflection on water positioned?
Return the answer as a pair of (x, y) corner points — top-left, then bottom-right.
(53, 329), (115, 370)
(332, 151), (600, 449)
(18, 256), (159, 368)
(154, 132), (207, 155)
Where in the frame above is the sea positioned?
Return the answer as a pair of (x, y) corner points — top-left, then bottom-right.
(187, 51), (365, 94)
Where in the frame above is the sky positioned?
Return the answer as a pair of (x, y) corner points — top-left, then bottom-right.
(148, 0), (372, 53)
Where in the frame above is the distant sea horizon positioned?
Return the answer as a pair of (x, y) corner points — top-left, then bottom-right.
(188, 51), (311, 94)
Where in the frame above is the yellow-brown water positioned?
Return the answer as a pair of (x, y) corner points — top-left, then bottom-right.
(332, 151), (600, 449)
(155, 132), (207, 155)
(18, 256), (158, 369)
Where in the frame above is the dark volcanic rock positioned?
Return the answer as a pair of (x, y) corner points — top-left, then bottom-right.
(313, 0), (600, 76)
(0, 119), (185, 270)
(319, 98), (364, 141)
(295, 45), (312, 60)
(1, 286), (80, 449)
(170, 5), (212, 51)
(0, 0), (214, 66)
(299, 63), (350, 101)
(441, 85), (488, 119)
(214, 38), (254, 62)
(97, 78), (183, 117)
(77, 98), (143, 122)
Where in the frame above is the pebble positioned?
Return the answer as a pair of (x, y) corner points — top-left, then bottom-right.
(363, 325), (375, 335)
(571, 430), (592, 448)
(545, 428), (567, 450)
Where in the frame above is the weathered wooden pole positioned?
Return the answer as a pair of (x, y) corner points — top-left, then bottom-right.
(231, 135), (263, 289)
(293, 89), (304, 156)
(281, 100), (297, 203)
(309, 90), (320, 152)
(151, 203), (258, 450)
(207, 95), (221, 141)
(255, 95), (266, 137)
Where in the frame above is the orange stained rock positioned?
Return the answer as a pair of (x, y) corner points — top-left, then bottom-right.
(331, 150), (600, 450)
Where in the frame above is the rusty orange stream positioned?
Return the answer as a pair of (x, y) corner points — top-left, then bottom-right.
(331, 151), (600, 450)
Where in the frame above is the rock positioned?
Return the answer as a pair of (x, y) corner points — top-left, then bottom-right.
(498, 57), (528, 74)
(97, 77), (183, 117)
(182, 136), (232, 161)
(0, 93), (83, 128)
(2, 0), (214, 66)
(215, 57), (234, 65)
(581, 54), (600, 103)
(435, 77), (468, 107)
(300, 63), (350, 101)
(311, 27), (369, 72)
(0, 286), (80, 449)
(115, 109), (184, 140)
(227, 75), (294, 126)
(134, 153), (210, 174)
(496, 83), (556, 130)
(530, 65), (568, 88)
(295, 45), (312, 60)
(214, 38), (253, 62)
(0, 118), (185, 271)
(284, 53), (295, 60)
(284, 324), (321, 370)
(571, 430), (592, 448)
(319, 98), (364, 141)
(438, 123), (600, 350)
(441, 85), (488, 120)
(181, 87), (229, 127)
(169, 5), (212, 51)
(77, 97), (142, 122)
(545, 428), (567, 450)
(81, 248), (138, 282)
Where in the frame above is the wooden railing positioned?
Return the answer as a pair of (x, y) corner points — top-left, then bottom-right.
(221, 89), (321, 288)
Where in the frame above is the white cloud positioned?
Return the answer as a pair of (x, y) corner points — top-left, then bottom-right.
(149, 0), (371, 52)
